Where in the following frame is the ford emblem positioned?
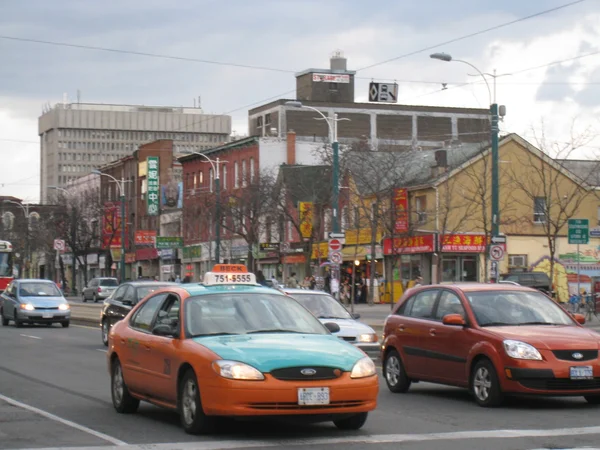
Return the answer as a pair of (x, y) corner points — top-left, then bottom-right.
(572, 352), (584, 360)
(300, 368), (317, 376)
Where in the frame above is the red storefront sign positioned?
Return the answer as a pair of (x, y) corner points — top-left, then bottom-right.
(440, 234), (487, 253)
(383, 235), (435, 255)
(393, 188), (409, 233)
(125, 253), (136, 264)
(135, 248), (159, 261)
(135, 230), (156, 246)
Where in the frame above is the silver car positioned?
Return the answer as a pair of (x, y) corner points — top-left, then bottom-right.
(284, 288), (381, 358)
(1, 279), (71, 328)
(82, 277), (119, 302)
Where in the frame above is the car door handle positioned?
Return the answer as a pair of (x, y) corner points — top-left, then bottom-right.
(397, 325), (405, 332)
(120, 339), (125, 345)
(144, 345), (151, 351)
(429, 328), (437, 336)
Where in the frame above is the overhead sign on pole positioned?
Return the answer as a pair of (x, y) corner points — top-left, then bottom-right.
(568, 219), (589, 245)
(369, 82), (398, 103)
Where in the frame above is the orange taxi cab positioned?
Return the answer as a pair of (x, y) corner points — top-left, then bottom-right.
(107, 264), (378, 434)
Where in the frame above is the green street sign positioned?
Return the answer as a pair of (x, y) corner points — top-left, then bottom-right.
(156, 236), (183, 249)
(568, 218), (589, 245)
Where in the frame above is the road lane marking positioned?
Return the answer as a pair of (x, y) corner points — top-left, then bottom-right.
(20, 334), (41, 339)
(12, 425), (600, 450)
(0, 393), (127, 446)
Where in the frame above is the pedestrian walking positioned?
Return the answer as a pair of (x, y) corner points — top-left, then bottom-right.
(287, 272), (298, 288)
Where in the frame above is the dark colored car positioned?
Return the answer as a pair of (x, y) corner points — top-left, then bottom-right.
(100, 281), (177, 345)
(500, 272), (552, 295)
(381, 283), (599, 407)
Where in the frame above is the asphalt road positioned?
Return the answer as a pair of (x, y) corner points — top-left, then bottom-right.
(1, 323), (600, 450)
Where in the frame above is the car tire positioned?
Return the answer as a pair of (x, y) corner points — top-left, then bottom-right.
(102, 319), (109, 346)
(1, 309), (8, 326)
(179, 369), (215, 435)
(383, 349), (411, 393)
(471, 359), (503, 407)
(333, 412), (368, 430)
(111, 358), (139, 414)
(14, 313), (23, 328)
(61, 321), (70, 328)
(584, 395), (600, 405)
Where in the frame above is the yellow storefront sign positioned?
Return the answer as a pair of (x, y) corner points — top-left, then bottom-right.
(311, 242), (328, 260)
(299, 202), (313, 239)
(345, 228), (382, 245)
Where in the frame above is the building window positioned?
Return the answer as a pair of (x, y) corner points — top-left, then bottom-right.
(242, 160), (247, 187)
(533, 197), (546, 223)
(256, 116), (263, 128)
(234, 161), (239, 188)
(222, 165), (227, 190)
(353, 206), (360, 229)
(508, 254), (528, 269)
(265, 114), (271, 126)
(250, 157), (255, 183)
(415, 195), (427, 225)
(287, 221), (293, 241)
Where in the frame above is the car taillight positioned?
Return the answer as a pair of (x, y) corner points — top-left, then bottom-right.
(98, 287), (102, 293)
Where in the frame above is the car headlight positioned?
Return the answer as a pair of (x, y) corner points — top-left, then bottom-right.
(350, 356), (376, 379)
(212, 360), (265, 381)
(503, 340), (542, 360)
(20, 303), (34, 311)
(357, 333), (378, 343)
(58, 303), (70, 311)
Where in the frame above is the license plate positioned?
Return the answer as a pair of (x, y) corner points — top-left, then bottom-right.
(297, 387), (330, 405)
(42, 313), (53, 319)
(570, 366), (593, 380)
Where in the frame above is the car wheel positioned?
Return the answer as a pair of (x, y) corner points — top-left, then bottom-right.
(179, 369), (215, 434)
(61, 321), (70, 328)
(333, 412), (368, 430)
(383, 349), (411, 393)
(584, 395), (600, 405)
(471, 359), (503, 407)
(102, 319), (109, 346)
(1, 309), (8, 326)
(111, 358), (139, 413)
(14, 313), (23, 328)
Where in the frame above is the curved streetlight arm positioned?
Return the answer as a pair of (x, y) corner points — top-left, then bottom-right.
(48, 186), (71, 196)
(92, 170), (125, 197)
(2, 199), (29, 217)
(452, 59), (492, 105)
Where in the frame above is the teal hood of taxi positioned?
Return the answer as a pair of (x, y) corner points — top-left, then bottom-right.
(192, 334), (365, 372)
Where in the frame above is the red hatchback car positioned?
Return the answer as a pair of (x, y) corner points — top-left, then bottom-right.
(381, 283), (600, 407)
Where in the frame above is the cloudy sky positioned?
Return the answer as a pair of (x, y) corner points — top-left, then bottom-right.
(1, 0), (599, 203)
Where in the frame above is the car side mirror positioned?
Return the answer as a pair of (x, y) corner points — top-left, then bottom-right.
(442, 314), (466, 326)
(351, 313), (361, 320)
(324, 322), (340, 333)
(573, 313), (586, 325)
(152, 324), (179, 338)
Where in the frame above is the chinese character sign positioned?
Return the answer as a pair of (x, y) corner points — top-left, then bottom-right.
(102, 202), (128, 249)
(393, 188), (409, 233)
(298, 201), (313, 239)
(440, 234), (487, 252)
(147, 157), (160, 216)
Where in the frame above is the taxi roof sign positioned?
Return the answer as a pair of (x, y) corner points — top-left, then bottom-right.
(212, 264), (248, 273)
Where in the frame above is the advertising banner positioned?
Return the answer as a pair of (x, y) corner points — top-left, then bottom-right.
(147, 156), (160, 216)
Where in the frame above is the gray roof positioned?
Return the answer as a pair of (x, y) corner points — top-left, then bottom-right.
(555, 160), (600, 187)
(346, 141), (487, 195)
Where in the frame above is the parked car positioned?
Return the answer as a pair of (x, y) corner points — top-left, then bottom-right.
(283, 288), (380, 358)
(1, 279), (71, 328)
(381, 283), (600, 407)
(499, 272), (551, 295)
(100, 281), (177, 345)
(82, 277), (119, 302)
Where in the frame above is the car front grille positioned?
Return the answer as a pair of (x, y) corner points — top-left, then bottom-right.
(339, 336), (355, 342)
(270, 367), (342, 381)
(34, 307), (59, 310)
(519, 378), (600, 391)
(247, 400), (366, 410)
(552, 350), (598, 362)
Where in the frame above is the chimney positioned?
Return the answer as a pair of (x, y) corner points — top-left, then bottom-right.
(435, 149), (448, 168)
(286, 131), (296, 165)
(330, 50), (347, 71)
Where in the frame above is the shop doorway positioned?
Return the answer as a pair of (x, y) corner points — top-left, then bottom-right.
(442, 255), (478, 282)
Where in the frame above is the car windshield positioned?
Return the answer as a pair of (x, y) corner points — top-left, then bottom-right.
(19, 282), (62, 297)
(465, 290), (574, 327)
(290, 293), (352, 319)
(185, 293), (328, 337)
(0, 253), (12, 277)
(137, 285), (169, 300)
(100, 279), (118, 287)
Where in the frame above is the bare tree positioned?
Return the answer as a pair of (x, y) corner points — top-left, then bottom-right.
(221, 170), (276, 271)
(506, 129), (600, 294)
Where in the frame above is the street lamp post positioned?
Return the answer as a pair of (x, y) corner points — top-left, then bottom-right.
(92, 170), (128, 283)
(430, 52), (502, 279)
(190, 152), (227, 265)
(2, 200), (31, 278)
